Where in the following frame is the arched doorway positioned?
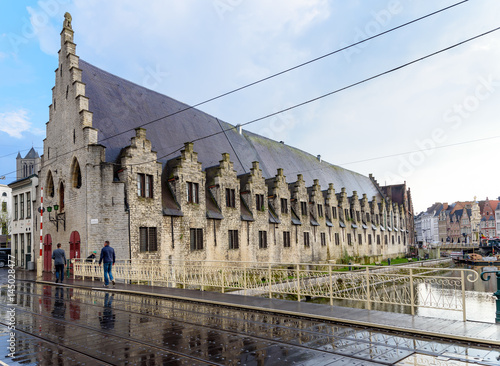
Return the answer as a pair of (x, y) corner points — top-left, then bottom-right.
(69, 231), (81, 259)
(43, 234), (52, 272)
(69, 231), (80, 275)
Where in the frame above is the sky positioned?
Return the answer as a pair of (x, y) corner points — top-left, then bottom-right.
(0, 0), (499, 213)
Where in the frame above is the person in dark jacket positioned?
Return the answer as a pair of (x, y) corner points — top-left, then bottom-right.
(99, 241), (116, 287)
(52, 243), (66, 283)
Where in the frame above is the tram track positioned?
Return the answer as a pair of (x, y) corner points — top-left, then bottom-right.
(2, 288), (399, 365)
(2, 282), (499, 365)
(0, 306), (228, 366)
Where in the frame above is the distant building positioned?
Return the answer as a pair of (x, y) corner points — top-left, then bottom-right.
(16, 148), (40, 181)
(32, 14), (415, 271)
(9, 148), (40, 268)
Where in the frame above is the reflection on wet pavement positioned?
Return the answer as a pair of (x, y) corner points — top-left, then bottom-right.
(0, 278), (499, 366)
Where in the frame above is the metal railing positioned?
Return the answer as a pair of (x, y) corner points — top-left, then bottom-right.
(72, 259), (479, 321)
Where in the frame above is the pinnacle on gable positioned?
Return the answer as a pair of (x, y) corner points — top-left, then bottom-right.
(60, 12), (74, 48)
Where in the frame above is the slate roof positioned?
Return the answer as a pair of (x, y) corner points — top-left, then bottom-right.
(24, 147), (39, 159)
(80, 60), (381, 198)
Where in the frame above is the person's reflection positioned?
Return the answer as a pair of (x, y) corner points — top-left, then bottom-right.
(99, 292), (115, 330)
(51, 287), (66, 319)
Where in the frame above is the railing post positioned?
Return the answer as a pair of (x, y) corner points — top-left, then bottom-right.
(409, 268), (415, 316)
(201, 264), (205, 292)
(461, 270), (466, 322)
(268, 263), (272, 299)
(365, 267), (371, 310)
(480, 269), (500, 323)
(183, 261), (186, 290)
(244, 263), (247, 296)
(296, 263), (300, 302)
(221, 267), (225, 293)
(329, 264), (333, 306)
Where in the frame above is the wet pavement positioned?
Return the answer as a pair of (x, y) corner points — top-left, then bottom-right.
(1, 269), (499, 365)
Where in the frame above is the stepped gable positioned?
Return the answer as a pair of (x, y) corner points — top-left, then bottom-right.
(80, 59), (380, 198)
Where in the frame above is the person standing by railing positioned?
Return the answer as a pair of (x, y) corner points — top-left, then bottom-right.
(99, 241), (115, 288)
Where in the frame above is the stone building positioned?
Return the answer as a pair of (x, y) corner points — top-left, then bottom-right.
(8, 148), (40, 268)
(34, 14), (414, 271)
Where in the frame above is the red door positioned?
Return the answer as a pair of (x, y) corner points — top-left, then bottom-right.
(69, 231), (81, 259)
(43, 234), (52, 272)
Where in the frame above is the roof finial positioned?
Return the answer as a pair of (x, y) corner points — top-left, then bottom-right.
(63, 12), (72, 30)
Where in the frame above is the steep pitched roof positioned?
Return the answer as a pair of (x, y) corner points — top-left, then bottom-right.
(80, 60), (380, 198)
(24, 147), (39, 159)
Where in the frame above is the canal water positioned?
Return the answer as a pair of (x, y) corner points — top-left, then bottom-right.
(312, 264), (497, 323)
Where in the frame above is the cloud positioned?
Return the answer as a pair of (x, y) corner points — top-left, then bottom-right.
(0, 110), (43, 138)
(27, 5), (62, 55)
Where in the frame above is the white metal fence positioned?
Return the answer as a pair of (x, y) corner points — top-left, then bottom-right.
(72, 259), (479, 321)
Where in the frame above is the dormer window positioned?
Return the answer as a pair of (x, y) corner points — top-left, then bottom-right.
(226, 188), (235, 208)
(187, 182), (199, 204)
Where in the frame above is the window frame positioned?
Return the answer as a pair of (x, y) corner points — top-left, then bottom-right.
(190, 228), (203, 251)
(187, 182), (199, 204)
(139, 227), (158, 252)
(258, 231), (268, 249)
(281, 198), (288, 214)
(228, 229), (239, 249)
(226, 188), (236, 208)
(303, 232), (310, 247)
(283, 231), (291, 247)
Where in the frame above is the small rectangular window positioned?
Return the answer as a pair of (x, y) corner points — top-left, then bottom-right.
(358, 233), (362, 245)
(332, 206), (337, 219)
(259, 231), (267, 248)
(255, 194), (264, 211)
(317, 204), (323, 217)
(137, 174), (145, 197)
(139, 227), (157, 252)
(14, 196), (18, 220)
(304, 232), (310, 247)
(19, 194), (24, 219)
(229, 230), (239, 249)
(283, 231), (291, 247)
(356, 211), (360, 222)
(281, 198), (288, 214)
(301, 202), (307, 216)
(368, 234), (372, 245)
(347, 233), (352, 245)
(335, 233), (340, 245)
(187, 182), (199, 204)
(147, 175), (153, 198)
(320, 232), (326, 246)
(26, 192), (31, 218)
(190, 228), (203, 250)
(377, 235), (381, 245)
(226, 188), (236, 208)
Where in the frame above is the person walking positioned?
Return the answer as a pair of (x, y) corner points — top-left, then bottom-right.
(99, 240), (115, 287)
(52, 243), (66, 284)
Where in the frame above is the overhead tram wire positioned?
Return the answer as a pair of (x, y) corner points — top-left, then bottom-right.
(96, 0), (469, 145)
(0, 1), (469, 179)
(179, 26), (500, 151)
(119, 23), (500, 169)
(19, 23), (500, 175)
(281, 135), (500, 178)
(0, 0), (484, 179)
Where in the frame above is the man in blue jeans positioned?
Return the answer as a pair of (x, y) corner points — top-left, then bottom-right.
(99, 240), (116, 287)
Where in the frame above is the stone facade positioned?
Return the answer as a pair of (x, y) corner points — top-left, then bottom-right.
(33, 15), (414, 270)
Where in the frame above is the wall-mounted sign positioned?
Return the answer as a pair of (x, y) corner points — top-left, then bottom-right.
(90, 219), (98, 225)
